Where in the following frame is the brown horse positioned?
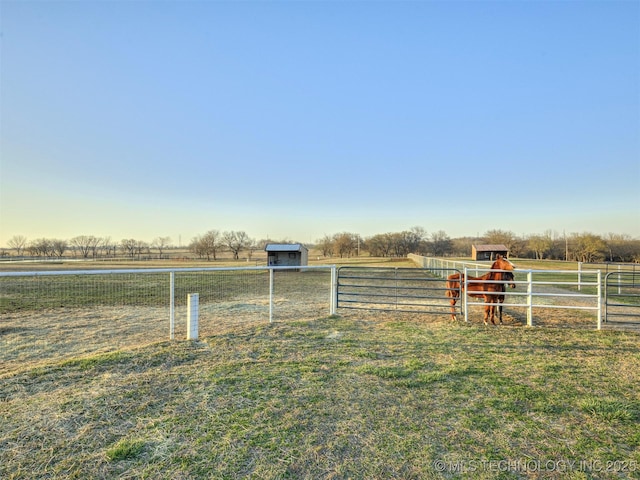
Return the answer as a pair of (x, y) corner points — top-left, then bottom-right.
(446, 255), (516, 325)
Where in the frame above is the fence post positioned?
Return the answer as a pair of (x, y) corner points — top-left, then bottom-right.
(169, 271), (175, 340)
(578, 262), (582, 291)
(269, 268), (274, 323)
(527, 271), (533, 326)
(394, 268), (399, 310)
(597, 270), (602, 330)
(330, 265), (337, 315)
(463, 267), (469, 323)
(187, 293), (199, 340)
(617, 265), (622, 295)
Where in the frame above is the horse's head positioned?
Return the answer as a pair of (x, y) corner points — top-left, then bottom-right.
(491, 255), (516, 288)
(504, 271), (516, 289)
(491, 254), (514, 270)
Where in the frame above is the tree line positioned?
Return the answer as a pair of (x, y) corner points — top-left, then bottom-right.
(3, 228), (640, 263)
(3, 235), (174, 260)
(316, 228), (640, 262)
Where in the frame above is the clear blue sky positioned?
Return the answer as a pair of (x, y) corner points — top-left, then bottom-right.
(1, 0), (639, 247)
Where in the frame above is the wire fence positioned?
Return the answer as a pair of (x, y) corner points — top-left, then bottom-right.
(3, 259), (639, 374)
(0, 266), (335, 375)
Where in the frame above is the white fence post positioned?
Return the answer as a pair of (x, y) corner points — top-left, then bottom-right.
(269, 268), (274, 323)
(617, 265), (622, 295)
(187, 293), (199, 340)
(597, 270), (603, 330)
(169, 271), (175, 340)
(463, 267), (469, 323)
(578, 262), (582, 291)
(330, 265), (337, 315)
(527, 271), (533, 327)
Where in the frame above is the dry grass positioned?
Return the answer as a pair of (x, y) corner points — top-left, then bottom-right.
(0, 292), (332, 377)
(1, 314), (639, 479)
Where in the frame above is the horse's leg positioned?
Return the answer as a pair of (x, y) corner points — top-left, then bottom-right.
(446, 278), (461, 322)
(498, 296), (504, 324)
(485, 296), (496, 325)
(483, 298), (489, 325)
(449, 295), (458, 321)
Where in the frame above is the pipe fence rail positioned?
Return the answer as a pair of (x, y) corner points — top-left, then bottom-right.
(461, 267), (602, 328)
(604, 271), (640, 324)
(409, 254), (639, 329)
(336, 266), (461, 316)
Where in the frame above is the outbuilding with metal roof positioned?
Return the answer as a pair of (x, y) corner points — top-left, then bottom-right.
(265, 243), (309, 267)
(472, 244), (509, 261)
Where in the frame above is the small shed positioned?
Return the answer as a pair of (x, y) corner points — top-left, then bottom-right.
(265, 243), (309, 267)
(472, 244), (509, 261)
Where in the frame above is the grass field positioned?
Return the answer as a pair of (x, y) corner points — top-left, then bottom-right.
(1, 314), (639, 479)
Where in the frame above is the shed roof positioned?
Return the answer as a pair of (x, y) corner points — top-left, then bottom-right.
(473, 244), (508, 252)
(265, 243), (308, 253)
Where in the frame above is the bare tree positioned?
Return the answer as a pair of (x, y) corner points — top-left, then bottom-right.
(189, 235), (205, 259)
(430, 230), (452, 257)
(451, 237), (474, 257)
(51, 239), (67, 258)
(316, 235), (335, 257)
(100, 237), (116, 257)
(483, 229), (518, 256)
(134, 240), (149, 260)
(223, 231), (251, 260)
(364, 233), (394, 257)
(528, 232), (554, 260)
(28, 238), (53, 257)
(120, 239), (137, 259)
(70, 235), (99, 258)
(389, 230), (425, 257)
(190, 230), (222, 261)
(605, 233), (635, 262)
(7, 235), (28, 256)
(203, 230), (222, 260)
(408, 226), (428, 254)
(151, 236), (172, 259)
(333, 232), (358, 258)
(571, 232), (606, 263)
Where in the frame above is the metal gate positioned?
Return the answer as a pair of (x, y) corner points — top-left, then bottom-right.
(604, 271), (640, 324)
(336, 266), (461, 316)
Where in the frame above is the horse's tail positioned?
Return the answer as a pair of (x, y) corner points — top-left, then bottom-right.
(446, 273), (463, 298)
(446, 273), (463, 321)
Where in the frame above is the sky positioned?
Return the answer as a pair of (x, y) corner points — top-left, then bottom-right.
(1, 0), (639, 248)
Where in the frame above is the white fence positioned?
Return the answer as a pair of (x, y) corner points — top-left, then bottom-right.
(0, 265), (338, 330)
(409, 254), (604, 328)
(2, 260), (636, 374)
(0, 265), (336, 374)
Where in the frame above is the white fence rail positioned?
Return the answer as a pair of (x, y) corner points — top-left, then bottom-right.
(463, 267), (601, 328)
(409, 254), (604, 328)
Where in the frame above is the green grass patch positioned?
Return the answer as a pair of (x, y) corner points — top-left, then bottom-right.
(579, 397), (636, 422)
(60, 351), (133, 370)
(106, 439), (146, 462)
